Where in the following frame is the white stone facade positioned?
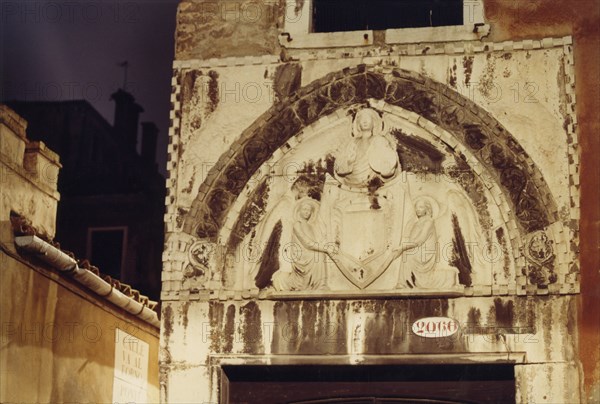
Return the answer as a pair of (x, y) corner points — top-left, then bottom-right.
(161, 2), (581, 402)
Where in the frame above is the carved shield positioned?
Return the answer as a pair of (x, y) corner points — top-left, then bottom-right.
(322, 179), (412, 289)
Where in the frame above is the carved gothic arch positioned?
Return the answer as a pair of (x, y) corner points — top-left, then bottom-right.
(183, 64), (558, 242)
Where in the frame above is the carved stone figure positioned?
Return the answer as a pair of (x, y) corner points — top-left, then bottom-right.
(393, 198), (457, 289)
(271, 198), (329, 291)
(392, 199), (437, 287)
(334, 108), (398, 187)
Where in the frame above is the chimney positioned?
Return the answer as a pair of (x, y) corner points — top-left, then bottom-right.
(111, 89), (144, 150)
(141, 122), (158, 167)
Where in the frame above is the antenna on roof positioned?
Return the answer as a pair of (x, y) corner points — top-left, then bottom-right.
(117, 61), (129, 90)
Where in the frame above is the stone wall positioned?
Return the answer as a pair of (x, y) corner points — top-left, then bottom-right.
(0, 256), (161, 403)
(162, 296), (580, 402)
(483, 1), (600, 401)
(162, 0), (599, 402)
(175, 0), (286, 59)
(0, 105), (60, 240)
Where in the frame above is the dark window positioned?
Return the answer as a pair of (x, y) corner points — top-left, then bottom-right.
(312, 0), (463, 33)
(88, 228), (126, 279)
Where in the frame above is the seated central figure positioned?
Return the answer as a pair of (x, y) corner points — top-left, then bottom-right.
(334, 108), (399, 187)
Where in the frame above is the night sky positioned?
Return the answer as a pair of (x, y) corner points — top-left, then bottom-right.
(1, 0), (179, 175)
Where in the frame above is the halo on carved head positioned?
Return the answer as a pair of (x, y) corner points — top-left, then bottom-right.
(352, 108), (384, 138)
(413, 195), (440, 219)
(294, 197), (320, 223)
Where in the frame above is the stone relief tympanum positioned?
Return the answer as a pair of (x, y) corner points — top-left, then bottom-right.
(240, 106), (484, 295)
(172, 62), (575, 298)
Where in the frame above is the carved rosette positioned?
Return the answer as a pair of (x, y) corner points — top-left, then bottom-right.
(521, 230), (557, 287)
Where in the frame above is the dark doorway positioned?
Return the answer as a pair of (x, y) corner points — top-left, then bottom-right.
(223, 364), (515, 404)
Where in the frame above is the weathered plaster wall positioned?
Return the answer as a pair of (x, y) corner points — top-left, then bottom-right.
(0, 106), (160, 403)
(0, 256), (160, 403)
(484, 1), (600, 400)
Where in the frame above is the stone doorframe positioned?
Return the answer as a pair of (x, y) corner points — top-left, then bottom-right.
(212, 352), (527, 403)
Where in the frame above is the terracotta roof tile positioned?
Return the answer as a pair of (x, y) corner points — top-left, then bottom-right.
(11, 212), (159, 315)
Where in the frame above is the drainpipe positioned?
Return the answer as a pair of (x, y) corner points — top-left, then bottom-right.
(15, 235), (160, 328)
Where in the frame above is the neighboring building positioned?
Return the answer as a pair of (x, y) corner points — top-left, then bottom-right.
(160, 0), (598, 403)
(7, 90), (165, 299)
(0, 105), (160, 402)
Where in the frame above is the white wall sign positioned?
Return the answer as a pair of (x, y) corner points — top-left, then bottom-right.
(412, 317), (460, 338)
(113, 328), (149, 403)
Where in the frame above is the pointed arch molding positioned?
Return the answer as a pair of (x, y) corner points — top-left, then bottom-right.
(182, 65), (558, 240)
